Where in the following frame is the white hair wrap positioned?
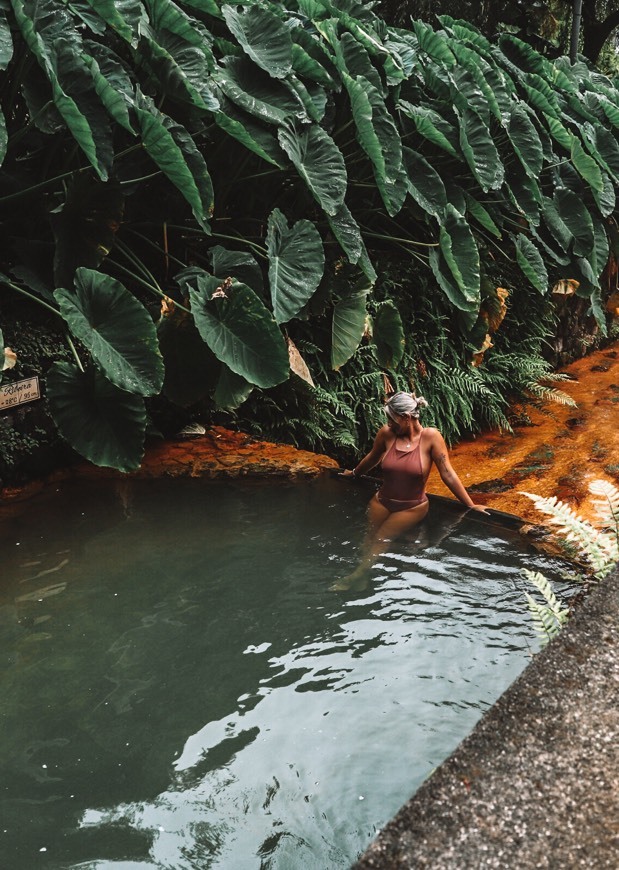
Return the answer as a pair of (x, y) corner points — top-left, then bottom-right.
(385, 392), (429, 420)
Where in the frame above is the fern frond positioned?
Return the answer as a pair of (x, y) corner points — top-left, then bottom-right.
(522, 490), (619, 579)
(526, 382), (577, 407)
(589, 479), (619, 532)
(523, 569), (569, 646)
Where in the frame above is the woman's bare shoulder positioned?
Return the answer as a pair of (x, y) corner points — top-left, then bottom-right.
(423, 427), (448, 448)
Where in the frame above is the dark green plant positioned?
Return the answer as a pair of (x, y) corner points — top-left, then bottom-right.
(1, 2), (618, 471)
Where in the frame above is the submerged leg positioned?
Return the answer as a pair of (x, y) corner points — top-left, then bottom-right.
(330, 497), (429, 591)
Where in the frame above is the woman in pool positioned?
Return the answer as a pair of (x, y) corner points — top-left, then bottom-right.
(333, 391), (488, 590)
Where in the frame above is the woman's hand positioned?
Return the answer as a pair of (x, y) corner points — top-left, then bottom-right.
(340, 469), (356, 478)
(467, 503), (491, 515)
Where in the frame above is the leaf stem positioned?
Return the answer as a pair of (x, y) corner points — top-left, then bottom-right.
(1, 279), (60, 317)
(105, 259), (192, 315)
(66, 334), (85, 373)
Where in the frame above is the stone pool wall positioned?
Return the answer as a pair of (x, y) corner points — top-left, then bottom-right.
(353, 566), (619, 869)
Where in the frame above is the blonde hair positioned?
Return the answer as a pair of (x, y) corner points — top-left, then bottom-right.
(385, 392), (429, 420)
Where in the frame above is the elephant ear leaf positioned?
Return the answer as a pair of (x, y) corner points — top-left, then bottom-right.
(326, 202), (377, 284)
(457, 107), (504, 191)
(403, 146), (447, 217)
(374, 301), (405, 369)
(180, 269), (289, 388)
(134, 92), (213, 232)
(54, 268), (164, 396)
(222, 4), (292, 79)
(331, 289), (369, 371)
(267, 208), (325, 324)
(507, 104), (543, 176)
(0, 108), (6, 166)
(439, 204), (481, 305)
(554, 187), (594, 257)
(0, 11), (14, 71)
(47, 361), (146, 472)
(210, 245), (263, 295)
(278, 121), (347, 216)
(513, 234), (548, 294)
(213, 364), (254, 410)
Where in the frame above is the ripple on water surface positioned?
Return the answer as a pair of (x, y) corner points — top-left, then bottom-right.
(0, 476), (568, 869)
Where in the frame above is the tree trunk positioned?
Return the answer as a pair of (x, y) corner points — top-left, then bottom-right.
(570, 0), (583, 61)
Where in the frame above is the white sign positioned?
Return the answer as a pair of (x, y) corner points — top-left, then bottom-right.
(0, 376), (41, 411)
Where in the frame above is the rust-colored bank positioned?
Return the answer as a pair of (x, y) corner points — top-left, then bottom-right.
(1, 344), (618, 528)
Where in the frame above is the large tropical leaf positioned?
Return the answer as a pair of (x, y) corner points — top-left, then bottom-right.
(513, 234), (548, 294)
(0, 10), (14, 70)
(210, 246), (263, 295)
(47, 361), (146, 471)
(213, 364), (254, 410)
(521, 75), (559, 119)
(542, 196), (572, 251)
(145, 0), (214, 49)
(398, 101), (458, 157)
(374, 300), (404, 369)
(331, 290), (368, 371)
(11, 0), (113, 179)
(0, 109), (6, 167)
(589, 216), (610, 278)
(402, 147), (447, 217)
(134, 92), (213, 231)
(278, 120), (347, 216)
(464, 192), (502, 238)
(429, 247), (479, 329)
(450, 41), (502, 121)
(138, 34), (219, 114)
(507, 103), (543, 176)
(81, 43), (135, 133)
(267, 208), (324, 324)
(290, 26), (338, 88)
(342, 72), (407, 215)
(591, 170), (616, 217)
(326, 202), (377, 284)
(581, 122), (619, 183)
(506, 173), (541, 226)
(85, 0), (140, 45)
(413, 19), (456, 66)
(215, 56), (305, 125)
(570, 136), (604, 192)
(54, 268), (164, 396)
(180, 270), (289, 388)
(212, 92), (286, 167)
(222, 3), (292, 79)
(449, 66), (491, 125)
(554, 188), (594, 258)
(285, 76), (326, 123)
(457, 107), (504, 191)
(439, 204), (480, 304)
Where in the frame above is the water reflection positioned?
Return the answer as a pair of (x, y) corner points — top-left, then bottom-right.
(0, 477), (567, 868)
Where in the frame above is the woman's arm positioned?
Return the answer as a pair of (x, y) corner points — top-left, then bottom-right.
(429, 430), (488, 512)
(343, 426), (389, 477)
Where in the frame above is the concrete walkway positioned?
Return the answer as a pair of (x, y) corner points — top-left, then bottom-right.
(353, 567), (619, 868)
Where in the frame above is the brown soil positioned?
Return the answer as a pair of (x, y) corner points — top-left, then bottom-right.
(427, 344), (619, 525)
(2, 344), (618, 530)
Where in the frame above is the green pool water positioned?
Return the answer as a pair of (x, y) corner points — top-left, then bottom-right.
(0, 476), (565, 869)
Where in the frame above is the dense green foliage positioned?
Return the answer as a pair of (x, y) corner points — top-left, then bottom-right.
(1, 0), (618, 470)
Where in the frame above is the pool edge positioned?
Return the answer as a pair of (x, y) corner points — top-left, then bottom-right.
(352, 565), (619, 869)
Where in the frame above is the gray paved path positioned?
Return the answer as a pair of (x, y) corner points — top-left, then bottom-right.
(353, 569), (619, 869)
